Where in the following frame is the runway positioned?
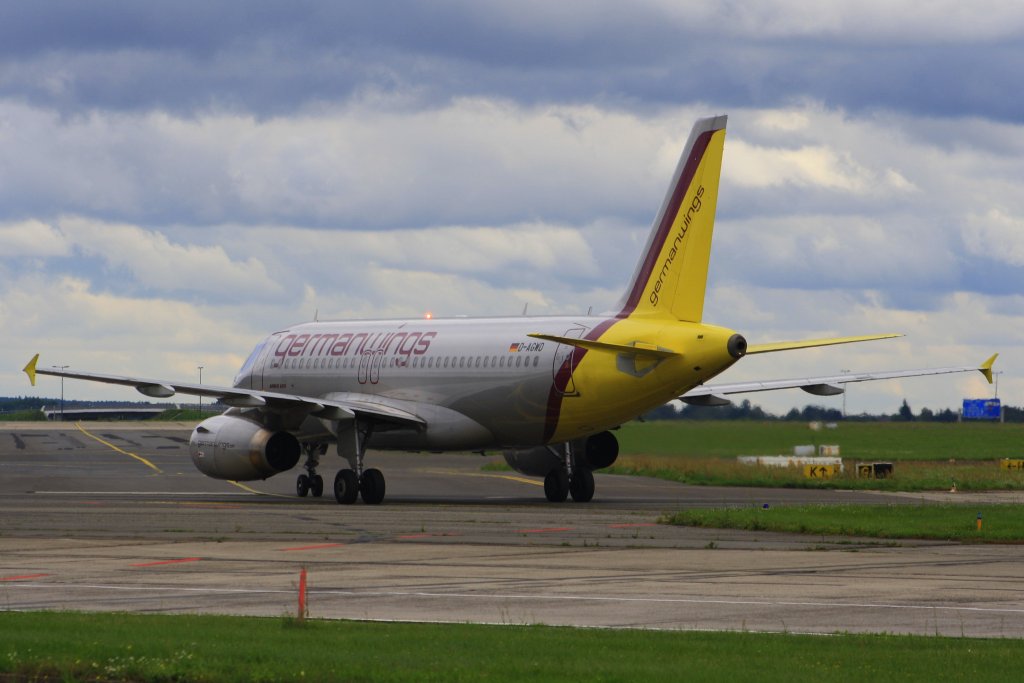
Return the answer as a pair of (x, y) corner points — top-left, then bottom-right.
(3, 423), (1024, 637)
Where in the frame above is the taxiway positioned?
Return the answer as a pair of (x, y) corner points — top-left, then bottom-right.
(3, 423), (1023, 637)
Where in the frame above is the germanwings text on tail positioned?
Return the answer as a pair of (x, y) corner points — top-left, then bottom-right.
(24, 116), (997, 505)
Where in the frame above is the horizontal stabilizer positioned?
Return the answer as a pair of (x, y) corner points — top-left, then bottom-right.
(746, 333), (902, 354)
(527, 333), (678, 359)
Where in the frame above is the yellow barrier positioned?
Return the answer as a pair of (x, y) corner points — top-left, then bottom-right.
(857, 462), (894, 479)
(1001, 459), (1024, 470)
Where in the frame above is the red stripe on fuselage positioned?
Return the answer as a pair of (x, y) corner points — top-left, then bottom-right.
(542, 318), (617, 443)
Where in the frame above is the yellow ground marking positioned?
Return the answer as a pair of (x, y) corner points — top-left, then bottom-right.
(75, 422), (163, 474)
(420, 468), (543, 487)
(227, 479), (294, 499)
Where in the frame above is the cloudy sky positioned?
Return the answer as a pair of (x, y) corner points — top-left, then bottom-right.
(2, 0), (1022, 415)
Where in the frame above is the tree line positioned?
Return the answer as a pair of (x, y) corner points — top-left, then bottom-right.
(643, 398), (1020, 423)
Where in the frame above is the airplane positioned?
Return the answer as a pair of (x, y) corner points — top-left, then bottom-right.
(23, 115), (997, 505)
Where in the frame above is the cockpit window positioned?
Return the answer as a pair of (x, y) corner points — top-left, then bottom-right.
(234, 341), (267, 384)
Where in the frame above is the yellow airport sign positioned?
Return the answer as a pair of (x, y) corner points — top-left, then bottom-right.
(804, 464), (839, 479)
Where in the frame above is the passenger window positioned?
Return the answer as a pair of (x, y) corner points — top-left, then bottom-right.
(500, 357), (505, 368)
(533, 356), (539, 367)
(516, 356), (522, 368)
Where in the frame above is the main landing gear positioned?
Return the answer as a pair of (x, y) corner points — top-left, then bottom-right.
(333, 419), (386, 505)
(332, 467), (385, 505)
(543, 441), (595, 503)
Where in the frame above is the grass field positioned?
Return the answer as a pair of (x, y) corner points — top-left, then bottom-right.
(0, 409), (46, 422)
(664, 504), (1024, 542)
(2, 611), (1023, 682)
(606, 421), (1024, 491)
(615, 420), (1024, 461)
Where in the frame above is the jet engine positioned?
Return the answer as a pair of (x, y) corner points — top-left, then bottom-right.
(189, 414), (301, 481)
(503, 430), (619, 476)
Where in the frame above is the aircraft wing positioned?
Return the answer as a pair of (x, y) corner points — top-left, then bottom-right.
(680, 354), (998, 407)
(21, 354), (425, 427)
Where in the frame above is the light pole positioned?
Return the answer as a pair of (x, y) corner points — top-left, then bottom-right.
(197, 366), (204, 413)
(57, 365), (70, 422)
(841, 369), (849, 417)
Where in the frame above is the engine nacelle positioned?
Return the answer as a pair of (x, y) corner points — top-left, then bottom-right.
(503, 431), (619, 476)
(189, 414), (301, 481)
(502, 445), (561, 477)
(578, 430), (619, 470)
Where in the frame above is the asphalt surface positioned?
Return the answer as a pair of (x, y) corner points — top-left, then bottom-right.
(3, 422), (1024, 637)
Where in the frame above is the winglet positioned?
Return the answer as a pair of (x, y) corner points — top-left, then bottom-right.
(23, 354), (39, 386)
(980, 353), (998, 384)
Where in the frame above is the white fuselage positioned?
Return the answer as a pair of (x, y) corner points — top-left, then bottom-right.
(230, 315), (680, 450)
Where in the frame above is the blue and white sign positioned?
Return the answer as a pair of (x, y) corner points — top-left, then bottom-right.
(963, 398), (1001, 420)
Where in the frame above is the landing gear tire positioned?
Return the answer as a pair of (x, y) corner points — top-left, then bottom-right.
(311, 474), (324, 498)
(360, 468), (386, 505)
(544, 469), (569, 503)
(296, 473), (310, 498)
(569, 468), (595, 503)
(334, 469), (359, 504)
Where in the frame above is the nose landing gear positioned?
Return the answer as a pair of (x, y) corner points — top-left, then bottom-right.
(296, 443), (326, 497)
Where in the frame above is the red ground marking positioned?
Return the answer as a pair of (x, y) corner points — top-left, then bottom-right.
(516, 527), (574, 534)
(130, 557), (202, 567)
(608, 523), (657, 529)
(280, 543), (345, 552)
(0, 573), (50, 581)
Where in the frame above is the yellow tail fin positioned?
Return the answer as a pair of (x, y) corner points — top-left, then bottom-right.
(615, 115), (727, 322)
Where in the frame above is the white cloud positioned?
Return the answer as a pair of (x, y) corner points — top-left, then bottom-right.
(3, 98), (1024, 414)
(0, 220), (70, 257)
(727, 139), (876, 192)
(651, 0), (1024, 42)
(1, 275), (262, 400)
(965, 208), (1024, 267)
(57, 216), (280, 296)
